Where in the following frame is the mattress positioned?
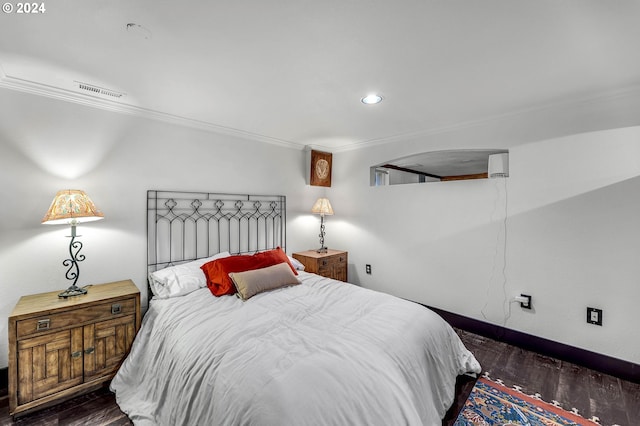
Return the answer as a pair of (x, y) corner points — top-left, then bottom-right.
(110, 271), (480, 425)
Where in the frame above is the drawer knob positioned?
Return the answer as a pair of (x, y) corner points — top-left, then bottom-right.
(85, 347), (95, 355)
(36, 319), (50, 331)
(111, 304), (122, 314)
(322, 260), (327, 266)
(71, 351), (82, 358)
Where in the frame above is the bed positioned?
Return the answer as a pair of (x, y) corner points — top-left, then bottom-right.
(110, 191), (481, 425)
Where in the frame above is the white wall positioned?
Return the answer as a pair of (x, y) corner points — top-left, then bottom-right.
(0, 89), (326, 369)
(328, 93), (640, 365)
(2, 86), (640, 371)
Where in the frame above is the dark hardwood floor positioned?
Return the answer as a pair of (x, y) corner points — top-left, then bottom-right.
(444, 330), (640, 426)
(0, 387), (131, 426)
(2, 329), (638, 425)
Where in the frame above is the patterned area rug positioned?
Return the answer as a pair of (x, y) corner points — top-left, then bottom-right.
(454, 375), (602, 425)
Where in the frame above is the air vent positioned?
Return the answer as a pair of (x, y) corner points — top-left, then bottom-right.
(75, 81), (125, 98)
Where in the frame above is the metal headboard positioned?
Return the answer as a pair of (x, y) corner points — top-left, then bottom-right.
(147, 190), (287, 290)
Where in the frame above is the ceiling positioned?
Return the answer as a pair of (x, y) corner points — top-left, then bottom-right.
(1, 1), (640, 151)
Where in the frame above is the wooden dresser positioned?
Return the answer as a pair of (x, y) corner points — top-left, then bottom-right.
(8, 279), (140, 417)
(292, 249), (348, 282)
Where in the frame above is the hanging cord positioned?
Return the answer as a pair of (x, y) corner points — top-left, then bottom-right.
(499, 178), (510, 326)
(481, 177), (509, 326)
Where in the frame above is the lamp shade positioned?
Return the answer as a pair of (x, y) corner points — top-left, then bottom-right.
(311, 198), (333, 216)
(42, 189), (104, 225)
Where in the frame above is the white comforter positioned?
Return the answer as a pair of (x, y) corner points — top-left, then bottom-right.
(111, 272), (480, 426)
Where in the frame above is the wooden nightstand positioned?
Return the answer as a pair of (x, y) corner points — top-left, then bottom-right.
(292, 249), (348, 282)
(8, 279), (141, 417)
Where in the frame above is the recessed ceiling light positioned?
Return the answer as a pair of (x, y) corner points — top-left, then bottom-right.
(361, 94), (383, 105)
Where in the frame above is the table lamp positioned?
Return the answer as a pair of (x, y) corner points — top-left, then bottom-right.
(311, 197), (333, 253)
(42, 189), (104, 298)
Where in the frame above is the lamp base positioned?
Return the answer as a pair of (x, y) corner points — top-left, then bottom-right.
(316, 247), (328, 253)
(58, 285), (88, 299)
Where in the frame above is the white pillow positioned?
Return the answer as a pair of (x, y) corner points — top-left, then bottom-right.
(149, 252), (231, 298)
(287, 255), (305, 271)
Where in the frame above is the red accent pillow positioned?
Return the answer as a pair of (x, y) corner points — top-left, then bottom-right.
(201, 247), (298, 296)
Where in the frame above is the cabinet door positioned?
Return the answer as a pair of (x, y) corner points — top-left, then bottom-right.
(16, 328), (83, 405)
(317, 258), (332, 277)
(84, 314), (136, 381)
(318, 254), (347, 281)
(333, 262), (348, 282)
(334, 253), (348, 282)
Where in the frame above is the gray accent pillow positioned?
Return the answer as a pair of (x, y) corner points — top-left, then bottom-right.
(229, 262), (301, 300)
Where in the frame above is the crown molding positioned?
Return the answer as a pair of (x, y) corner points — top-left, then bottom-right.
(4, 65), (639, 155)
(0, 70), (303, 151)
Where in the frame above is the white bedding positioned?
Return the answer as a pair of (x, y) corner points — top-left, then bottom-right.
(111, 272), (480, 426)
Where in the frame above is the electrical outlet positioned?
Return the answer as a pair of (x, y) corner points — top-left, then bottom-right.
(365, 264), (372, 274)
(587, 307), (603, 326)
(520, 294), (532, 309)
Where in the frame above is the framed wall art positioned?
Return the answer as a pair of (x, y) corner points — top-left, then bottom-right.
(310, 150), (332, 187)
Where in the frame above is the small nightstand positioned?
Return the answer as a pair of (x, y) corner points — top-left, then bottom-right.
(292, 249), (348, 282)
(8, 279), (141, 417)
